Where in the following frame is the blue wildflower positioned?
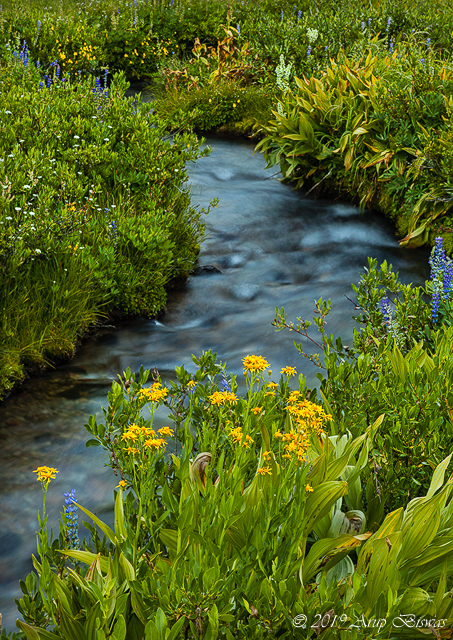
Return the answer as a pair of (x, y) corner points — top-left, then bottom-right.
(307, 45), (311, 57)
(386, 16), (392, 30)
(281, 9), (284, 20)
(443, 262), (453, 299)
(297, 10), (302, 21)
(237, 23), (241, 36)
(429, 237), (446, 280)
(219, 371), (231, 393)
(380, 295), (392, 323)
(426, 37), (431, 49)
(64, 490), (79, 549)
(368, 17), (372, 26)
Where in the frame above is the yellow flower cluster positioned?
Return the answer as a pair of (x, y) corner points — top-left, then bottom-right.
(33, 466), (58, 483)
(139, 382), (168, 403)
(229, 426), (254, 448)
(274, 430), (309, 462)
(242, 355), (270, 374)
(281, 366), (297, 377)
(121, 424), (173, 453)
(257, 466), (271, 475)
(251, 406), (263, 415)
(209, 391), (237, 405)
(286, 399), (331, 435)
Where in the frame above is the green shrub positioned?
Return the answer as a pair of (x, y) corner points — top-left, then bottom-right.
(0, 55), (212, 397)
(273, 239), (453, 512)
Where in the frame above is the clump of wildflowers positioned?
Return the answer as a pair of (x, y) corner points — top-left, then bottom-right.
(242, 355), (270, 374)
(33, 466), (58, 483)
(139, 381), (168, 403)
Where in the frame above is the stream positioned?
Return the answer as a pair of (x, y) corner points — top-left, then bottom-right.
(0, 133), (430, 632)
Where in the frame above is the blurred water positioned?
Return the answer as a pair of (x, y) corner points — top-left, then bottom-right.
(0, 133), (430, 633)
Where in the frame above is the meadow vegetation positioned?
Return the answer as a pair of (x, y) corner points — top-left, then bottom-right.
(3, 0), (453, 638)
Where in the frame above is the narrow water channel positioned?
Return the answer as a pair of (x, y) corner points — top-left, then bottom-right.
(0, 133), (430, 632)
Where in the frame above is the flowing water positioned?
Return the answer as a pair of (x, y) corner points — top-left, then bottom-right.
(0, 133), (430, 632)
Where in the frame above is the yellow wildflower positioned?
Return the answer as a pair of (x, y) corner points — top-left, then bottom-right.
(242, 434), (254, 449)
(116, 480), (127, 488)
(274, 430), (283, 439)
(267, 382), (279, 389)
(242, 355), (270, 374)
(252, 406), (263, 415)
(305, 484), (314, 493)
(139, 382), (168, 403)
(187, 380), (197, 388)
(257, 466), (271, 475)
(144, 438), (165, 449)
(209, 391), (237, 406)
(33, 466), (58, 483)
(158, 426), (174, 437)
(281, 366), (297, 377)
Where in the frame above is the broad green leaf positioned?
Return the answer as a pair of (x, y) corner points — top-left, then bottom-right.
(76, 502), (116, 544)
(115, 488), (127, 540)
(426, 454), (452, 500)
(60, 550), (109, 573)
(303, 533), (370, 582)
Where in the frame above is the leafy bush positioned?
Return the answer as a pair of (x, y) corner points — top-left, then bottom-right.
(256, 48), (453, 246)
(273, 239), (453, 512)
(0, 53), (212, 397)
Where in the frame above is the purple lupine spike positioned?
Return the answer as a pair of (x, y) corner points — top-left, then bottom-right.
(429, 237), (446, 280)
(380, 295), (392, 323)
(63, 490), (79, 549)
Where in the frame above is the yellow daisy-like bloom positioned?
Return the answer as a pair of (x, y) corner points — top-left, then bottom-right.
(229, 427), (243, 444)
(144, 437), (166, 449)
(121, 430), (138, 442)
(252, 406), (263, 415)
(242, 434), (254, 449)
(139, 382), (169, 403)
(233, 103), (237, 108)
(116, 480), (127, 488)
(125, 447), (138, 455)
(287, 391), (301, 404)
(265, 391), (276, 397)
(267, 382), (279, 390)
(187, 380), (197, 388)
(274, 430), (283, 439)
(305, 484), (314, 493)
(257, 466), (271, 475)
(286, 400), (331, 436)
(33, 466), (58, 483)
(281, 366), (297, 377)
(242, 355), (270, 374)
(263, 451), (272, 460)
(209, 391), (237, 406)
(158, 426), (174, 437)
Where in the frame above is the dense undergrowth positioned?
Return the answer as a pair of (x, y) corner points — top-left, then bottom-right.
(0, 49), (212, 398)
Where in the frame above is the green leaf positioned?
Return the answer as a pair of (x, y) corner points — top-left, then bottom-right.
(60, 549), (109, 573)
(426, 454), (452, 500)
(85, 439), (101, 447)
(76, 503), (116, 544)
